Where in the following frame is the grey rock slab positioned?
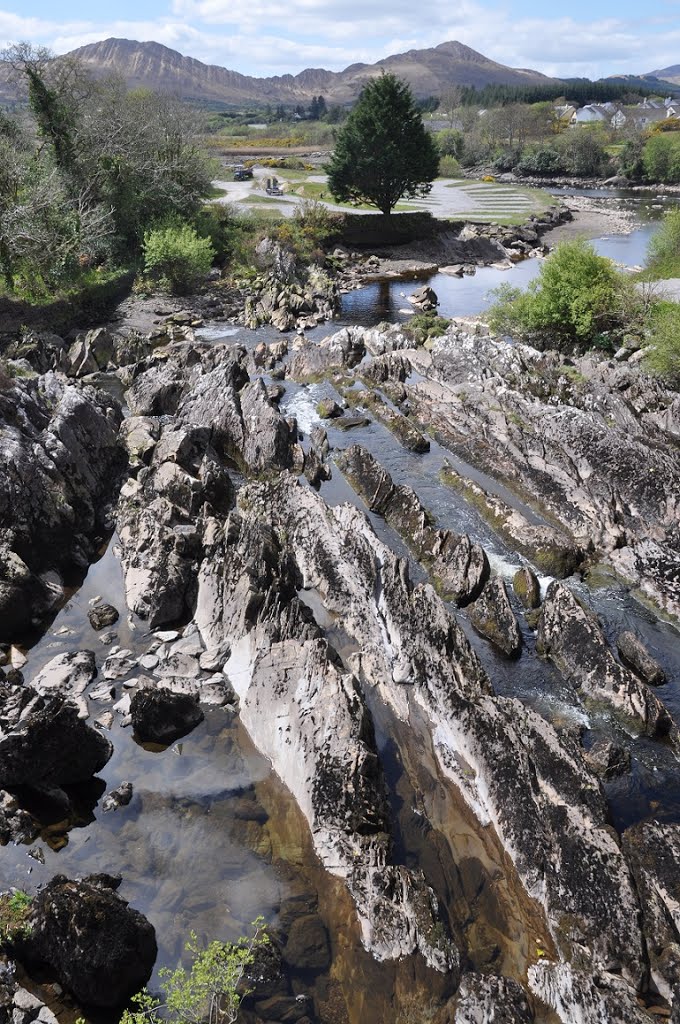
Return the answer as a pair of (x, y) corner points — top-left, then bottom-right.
(31, 651), (97, 698)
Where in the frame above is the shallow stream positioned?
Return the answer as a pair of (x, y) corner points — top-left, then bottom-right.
(5, 187), (680, 1021)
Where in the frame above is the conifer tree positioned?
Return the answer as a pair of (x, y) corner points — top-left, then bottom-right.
(326, 73), (439, 214)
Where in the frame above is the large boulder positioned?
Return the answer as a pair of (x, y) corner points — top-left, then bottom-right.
(0, 684), (112, 788)
(130, 686), (204, 745)
(25, 874), (157, 1007)
(468, 576), (522, 658)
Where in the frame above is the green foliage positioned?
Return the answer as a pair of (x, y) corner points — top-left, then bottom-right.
(0, 889), (33, 945)
(618, 137), (645, 181)
(438, 154), (461, 177)
(121, 919), (269, 1024)
(644, 300), (680, 384)
(515, 146), (563, 176)
(646, 208), (680, 278)
(642, 134), (680, 184)
(407, 310), (451, 339)
(456, 79), (658, 108)
(435, 128), (464, 158)
(0, 46), (215, 299)
(143, 223), (215, 294)
(273, 200), (342, 262)
(326, 74), (440, 215)
(488, 239), (627, 347)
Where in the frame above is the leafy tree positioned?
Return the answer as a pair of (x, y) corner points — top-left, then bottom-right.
(122, 920), (269, 1024)
(325, 73), (439, 215)
(435, 128), (463, 158)
(643, 134), (680, 183)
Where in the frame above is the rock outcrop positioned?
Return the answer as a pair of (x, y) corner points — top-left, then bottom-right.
(336, 444), (488, 605)
(0, 372), (125, 640)
(537, 582), (675, 741)
(194, 475), (646, 992)
(130, 686), (204, 745)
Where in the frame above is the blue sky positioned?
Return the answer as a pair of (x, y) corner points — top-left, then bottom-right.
(0, 0), (678, 79)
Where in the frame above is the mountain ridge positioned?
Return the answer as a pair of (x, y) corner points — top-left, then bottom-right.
(65, 37), (559, 106)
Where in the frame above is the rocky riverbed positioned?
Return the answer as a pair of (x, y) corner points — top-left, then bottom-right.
(0, 289), (679, 1024)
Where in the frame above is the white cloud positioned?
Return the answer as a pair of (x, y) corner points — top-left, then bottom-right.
(1, 1), (679, 80)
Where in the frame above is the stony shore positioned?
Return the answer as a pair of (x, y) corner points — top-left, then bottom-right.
(0, 193), (678, 1024)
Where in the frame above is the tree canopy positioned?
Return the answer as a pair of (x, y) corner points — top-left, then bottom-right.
(0, 43), (214, 294)
(325, 73), (439, 215)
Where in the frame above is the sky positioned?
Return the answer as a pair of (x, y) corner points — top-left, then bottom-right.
(0, 0), (678, 81)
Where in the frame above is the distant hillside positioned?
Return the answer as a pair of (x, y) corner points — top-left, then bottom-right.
(63, 37), (559, 106)
(648, 64), (680, 87)
(606, 72), (680, 95)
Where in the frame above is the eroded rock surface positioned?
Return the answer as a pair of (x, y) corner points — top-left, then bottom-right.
(537, 581), (675, 741)
(0, 372), (125, 640)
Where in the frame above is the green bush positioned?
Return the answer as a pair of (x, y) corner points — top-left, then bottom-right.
(438, 154), (461, 177)
(122, 920), (268, 1024)
(143, 223), (215, 294)
(642, 134), (680, 184)
(273, 200), (342, 263)
(515, 147), (563, 177)
(644, 300), (680, 384)
(646, 208), (680, 278)
(488, 239), (627, 348)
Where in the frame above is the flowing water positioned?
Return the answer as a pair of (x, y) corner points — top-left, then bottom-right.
(6, 188), (680, 1020)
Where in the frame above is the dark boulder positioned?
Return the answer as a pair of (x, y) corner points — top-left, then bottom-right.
(0, 684), (112, 788)
(88, 604), (119, 631)
(584, 739), (631, 780)
(24, 874), (157, 1007)
(131, 687), (204, 745)
(513, 566), (541, 610)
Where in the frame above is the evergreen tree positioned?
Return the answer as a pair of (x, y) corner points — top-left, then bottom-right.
(325, 73), (439, 215)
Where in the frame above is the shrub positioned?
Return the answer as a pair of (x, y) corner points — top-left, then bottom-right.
(406, 310), (451, 339)
(122, 920), (268, 1024)
(438, 154), (461, 177)
(143, 223), (215, 294)
(273, 200), (342, 263)
(644, 300), (680, 384)
(488, 239), (628, 348)
(646, 208), (680, 278)
(516, 147), (563, 177)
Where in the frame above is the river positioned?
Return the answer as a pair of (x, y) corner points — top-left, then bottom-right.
(4, 187), (679, 1022)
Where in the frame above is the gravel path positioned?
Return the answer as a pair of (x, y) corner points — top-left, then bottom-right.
(211, 171), (551, 220)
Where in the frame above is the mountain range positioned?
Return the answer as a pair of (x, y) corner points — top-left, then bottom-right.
(61, 38), (559, 106)
(0, 38), (678, 109)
